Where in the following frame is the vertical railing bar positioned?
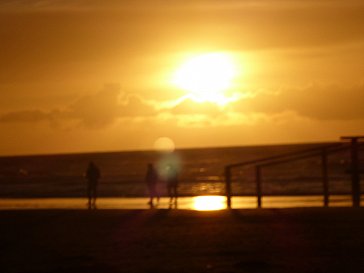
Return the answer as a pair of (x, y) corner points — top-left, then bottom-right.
(225, 166), (232, 209)
(256, 166), (262, 208)
(321, 148), (329, 207)
(350, 139), (361, 207)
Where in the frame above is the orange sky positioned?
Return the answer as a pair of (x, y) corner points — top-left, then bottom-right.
(1, 0), (364, 155)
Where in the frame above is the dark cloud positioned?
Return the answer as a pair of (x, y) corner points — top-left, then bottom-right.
(230, 83), (364, 120)
(1, 0), (363, 84)
(0, 0), (364, 88)
(118, 95), (157, 117)
(0, 85), (158, 128)
(66, 85), (121, 128)
(3, 82), (364, 128)
(0, 109), (50, 123)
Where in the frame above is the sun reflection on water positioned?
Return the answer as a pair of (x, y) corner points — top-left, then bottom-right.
(192, 196), (226, 211)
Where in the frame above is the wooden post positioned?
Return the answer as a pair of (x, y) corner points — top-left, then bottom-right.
(321, 148), (329, 207)
(256, 166), (262, 208)
(341, 136), (363, 208)
(225, 166), (232, 209)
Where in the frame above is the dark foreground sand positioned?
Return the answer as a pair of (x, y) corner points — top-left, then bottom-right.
(1, 208), (364, 273)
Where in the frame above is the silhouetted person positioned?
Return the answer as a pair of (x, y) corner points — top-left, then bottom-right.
(165, 164), (178, 206)
(85, 161), (101, 209)
(145, 163), (160, 207)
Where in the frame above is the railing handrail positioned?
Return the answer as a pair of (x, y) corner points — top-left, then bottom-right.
(225, 143), (345, 170)
(259, 144), (349, 168)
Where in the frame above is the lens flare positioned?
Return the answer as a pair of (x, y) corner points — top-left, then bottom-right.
(153, 137), (175, 153)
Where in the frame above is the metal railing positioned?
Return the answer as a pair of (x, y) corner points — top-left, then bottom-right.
(225, 137), (363, 208)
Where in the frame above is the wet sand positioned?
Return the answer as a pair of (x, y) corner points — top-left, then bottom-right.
(1, 208), (364, 273)
(0, 195), (361, 210)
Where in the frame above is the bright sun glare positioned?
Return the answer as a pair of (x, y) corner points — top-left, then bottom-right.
(193, 196), (226, 211)
(172, 53), (240, 106)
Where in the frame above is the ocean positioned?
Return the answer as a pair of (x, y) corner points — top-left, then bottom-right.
(0, 142), (363, 198)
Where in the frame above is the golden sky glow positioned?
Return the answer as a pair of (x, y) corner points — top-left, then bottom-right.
(0, 0), (364, 155)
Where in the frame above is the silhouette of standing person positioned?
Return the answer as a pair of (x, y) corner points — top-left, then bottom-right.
(85, 161), (101, 209)
(166, 164), (178, 206)
(145, 163), (160, 207)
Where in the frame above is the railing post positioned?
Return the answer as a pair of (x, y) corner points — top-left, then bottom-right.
(256, 166), (262, 208)
(321, 148), (329, 207)
(225, 166), (232, 209)
(350, 138), (360, 207)
(341, 136), (362, 207)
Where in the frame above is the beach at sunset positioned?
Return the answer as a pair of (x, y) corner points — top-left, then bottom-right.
(1, 1), (364, 272)
(1, 142), (363, 273)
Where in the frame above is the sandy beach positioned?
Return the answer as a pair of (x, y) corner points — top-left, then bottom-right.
(1, 208), (363, 273)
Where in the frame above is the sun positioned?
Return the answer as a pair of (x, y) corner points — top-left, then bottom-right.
(172, 53), (239, 106)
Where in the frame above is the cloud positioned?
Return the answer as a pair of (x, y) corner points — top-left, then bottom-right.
(1, 0), (363, 86)
(0, 85), (158, 128)
(279, 83), (364, 120)
(229, 83), (364, 120)
(64, 84), (120, 127)
(168, 98), (222, 116)
(118, 94), (158, 117)
(2, 82), (364, 131)
(0, 109), (50, 123)
(149, 109), (277, 129)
